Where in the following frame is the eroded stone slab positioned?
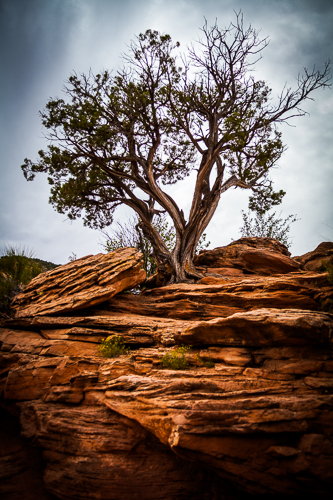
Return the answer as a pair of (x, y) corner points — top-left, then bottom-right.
(176, 308), (333, 347)
(194, 237), (300, 276)
(11, 248), (146, 318)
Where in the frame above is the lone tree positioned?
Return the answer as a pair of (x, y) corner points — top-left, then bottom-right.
(22, 14), (331, 283)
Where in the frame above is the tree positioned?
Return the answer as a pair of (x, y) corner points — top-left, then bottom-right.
(239, 185), (298, 247)
(100, 214), (210, 276)
(22, 14), (331, 283)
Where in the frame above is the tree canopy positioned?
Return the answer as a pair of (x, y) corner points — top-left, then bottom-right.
(22, 14), (331, 283)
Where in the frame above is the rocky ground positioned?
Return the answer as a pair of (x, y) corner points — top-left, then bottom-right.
(1, 238), (332, 500)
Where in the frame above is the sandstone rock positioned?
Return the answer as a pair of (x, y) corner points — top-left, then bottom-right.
(1, 242), (333, 499)
(16, 402), (228, 500)
(194, 237), (300, 276)
(176, 308), (333, 347)
(294, 241), (333, 271)
(107, 272), (329, 320)
(199, 347), (252, 366)
(11, 248), (146, 318)
(2, 311), (191, 347)
(1, 322), (333, 498)
(103, 347), (333, 497)
(0, 407), (55, 500)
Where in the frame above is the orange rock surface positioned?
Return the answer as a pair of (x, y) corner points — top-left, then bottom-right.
(1, 240), (333, 499)
(11, 248), (146, 318)
(294, 241), (333, 271)
(194, 237), (300, 276)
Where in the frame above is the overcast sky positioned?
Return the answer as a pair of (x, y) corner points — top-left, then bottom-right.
(1, 0), (332, 264)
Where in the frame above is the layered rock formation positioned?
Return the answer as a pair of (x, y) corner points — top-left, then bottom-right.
(11, 248), (146, 318)
(294, 241), (333, 271)
(1, 238), (333, 499)
(194, 237), (300, 276)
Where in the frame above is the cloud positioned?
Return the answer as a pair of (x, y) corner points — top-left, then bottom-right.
(0, 0), (332, 263)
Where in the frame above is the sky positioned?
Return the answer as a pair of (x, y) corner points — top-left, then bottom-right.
(0, 0), (332, 264)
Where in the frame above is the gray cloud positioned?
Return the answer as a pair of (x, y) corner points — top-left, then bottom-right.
(0, 0), (332, 263)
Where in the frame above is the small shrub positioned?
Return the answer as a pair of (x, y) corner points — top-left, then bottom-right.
(160, 345), (192, 370)
(68, 252), (77, 262)
(98, 335), (129, 358)
(0, 245), (44, 315)
(320, 259), (333, 285)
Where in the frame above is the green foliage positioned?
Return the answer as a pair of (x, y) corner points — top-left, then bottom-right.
(320, 259), (333, 285)
(101, 214), (210, 277)
(239, 210), (298, 248)
(238, 183), (298, 248)
(21, 30), (196, 231)
(0, 246), (51, 315)
(248, 185), (286, 216)
(31, 258), (59, 272)
(98, 335), (129, 358)
(160, 345), (191, 370)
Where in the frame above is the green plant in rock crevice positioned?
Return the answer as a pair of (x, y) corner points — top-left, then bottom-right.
(98, 335), (129, 358)
(320, 259), (333, 285)
(160, 345), (192, 370)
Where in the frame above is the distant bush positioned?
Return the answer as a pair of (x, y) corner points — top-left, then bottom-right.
(239, 210), (298, 248)
(160, 345), (192, 370)
(320, 259), (333, 285)
(98, 335), (129, 358)
(0, 245), (45, 315)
